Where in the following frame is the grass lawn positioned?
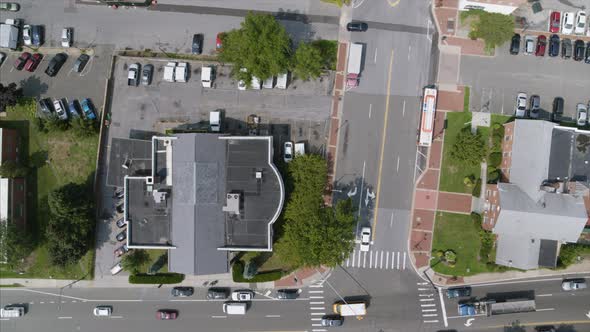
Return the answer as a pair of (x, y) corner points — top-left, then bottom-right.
(463, 86), (470, 112)
(0, 99), (98, 280)
(139, 249), (168, 274)
(430, 212), (490, 276)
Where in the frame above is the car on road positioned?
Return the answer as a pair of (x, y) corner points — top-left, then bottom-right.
(23, 25), (32, 46)
(128, 63), (140, 86)
(114, 244), (129, 257)
(586, 42), (590, 64)
(38, 98), (53, 116)
(577, 103), (588, 127)
(283, 141), (293, 162)
(67, 99), (80, 118)
(73, 54), (90, 73)
(562, 38), (573, 58)
(14, 52), (31, 70)
(61, 28), (72, 48)
(24, 53), (42, 72)
(0, 52), (5, 67)
(237, 67), (247, 90)
(116, 230), (126, 242)
(0, 2), (20, 11)
(321, 315), (344, 327)
(53, 99), (68, 121)
(552, 97), (564, 122)
(346, 21), (368, 32)
(31, 25), (43, 47)
(141, 64), (153, 86)
(446, 286), (472, 298)
(81, 98), (96, 120)
(360, 226), (371, 252)
(514, 92), (527, 118)
(45, 53), (68, 77)
(524, 35), (535, 55)
(207, 287), (230, 299)
(561, 278), (587, 291)
(231, 290), (254, 301)
(192, 34), (203, 54)
(548, 34), (559, 57)
(93, 306), (112, 317)
(116, 217), (126, 228)
(171, 287), (194, 297)
(574, 39), (585, 61)
(535, 35), (546, 56)
(562, 12), (575, 35)
(549, 11), (560, 33)
(574, 11), (587, 35)
(276, 289), (300, 299)
(156, 310), (177, 320)
(509, 34), (520, 55)
(529, 95), (541, 119)
(216, 32), (225, 51)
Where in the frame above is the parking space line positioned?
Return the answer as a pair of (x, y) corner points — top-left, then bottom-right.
(369, 250), (373, 268)
(403, 252), (406, 270)
(396, 252), (400, 270)
(351, 250), (356, 267)
(385, 251), (390, 269)
(391, 251), (395, 269)
(363, 251), (366, 268)
(309, 290), (324, 294)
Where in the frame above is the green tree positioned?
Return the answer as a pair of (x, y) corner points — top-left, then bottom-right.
(121, 249), (150, 275)
(43, 114), (70, 132)
(465, 10), (514, 52)
(450, 127), (487, 167)
(0, 160), (28, 178)
(292, 42), (323, 81)
(70, 118), (99, 137)
(0, 83), (23, 113)
(219, 13), (292, 80)
(0, 220), (34, 269)
(242, 260), (258, 280)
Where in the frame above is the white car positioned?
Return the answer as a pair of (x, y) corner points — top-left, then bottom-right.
(23, 24), (32, 46)
(561, 279), (587, 291)
(283, 141), (293, 163)
(53, 99), (68, 120)
(238, 68), (247, 91)
(574, 11), (587, 35)
(360, 227), (371, 252)
(514, 93), (527, 118)
(231, 290), (254, 301)
(523, 35), (535, 55)
(93, 306), (112, 317)
(562, 12), (575, 35)
(577, 103), (587, 127)
(251, 76), (261, 90)
(61, 28), (72, 48)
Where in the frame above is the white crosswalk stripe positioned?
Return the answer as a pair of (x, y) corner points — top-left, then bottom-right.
(344, 249), (408, 270)
(416, 285), (441, 325)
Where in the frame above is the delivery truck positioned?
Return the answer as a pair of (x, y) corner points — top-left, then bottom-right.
(333, 301), (366, 318)
(0, 19), (21, 50)
(458, 300), (536, 317)
(346, 43), (363, 87)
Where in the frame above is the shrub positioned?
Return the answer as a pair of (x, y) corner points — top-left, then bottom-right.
(487, 169), (500, 184)
(450, 127), (487, 167)
(488, 152), (502, 168)
(472, 178), (482, 197)
(558, 244), (590, 268)
(479, 229), (495, 263)
(232, 261), (283, 283)
(470, 212), (482, 225)
(444, 250), (457, 264)
(129, 273), (185, 284)
(463, 174), (475, 186)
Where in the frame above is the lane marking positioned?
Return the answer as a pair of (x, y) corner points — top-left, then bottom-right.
(408, 45), (411, 61)
(370, 250), (373, 268)
(374, 48), (377, 63)
(312, 323), (322, 326)
(386, 251), (390, 269)
(357, 249), (361, 267)
(422, 309), (437, 312)
(310, 307), (325, 310)
(391, 251), (395, 269)
(420, 298), (434, 302)
(310, 296), (323, 299)
(390, 212), (394, 227)
(380, 250), (384, 269)
(0, 318), (9, 321)
(363, 251), (366, 268)
(211, 315), (227, 318)
(310, 302), (325, 305)
(371, 49), (395, 238)
(351, 250), (356, 268)
(403, 252), (406, 269)
(265, 314), (281, 318)
(423, 314), (438, 317)
(311, 318), (322, 321)
(58, 317), (72, 319)
(424, 320), (439, 323)
(438, 286), (449, 327)
(402, 100), (406, 117)
(538, 294), (553, 297)
(386, 0), (401, 7)
(396, 156), (400, 172)
(470, 275), (590, 288)
(369, 103), (372, 118)
(110, 315), (123, 318)
(421, 304), (436, 307)
(447, 313), (487, 319)
(311, 312), (326, 316)
(396, 252), (400, 270)
(419, 294), (434, 297)
(536, 308), (555, 312)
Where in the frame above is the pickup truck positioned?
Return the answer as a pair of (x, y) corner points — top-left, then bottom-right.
(127, 63), (140, 86)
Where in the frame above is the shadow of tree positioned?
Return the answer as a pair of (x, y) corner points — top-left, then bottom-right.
(19, 76), (49, 97)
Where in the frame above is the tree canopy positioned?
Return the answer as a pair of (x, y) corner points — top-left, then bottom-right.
(121, 249), (150, 275)
(292, 42), (323, 81)
(450, 127), (487, 167)
(0, 220), (34, 269)
(464, 9), (514, 51)
(219, 12), (292, 81)
(0, 160), (28, 178)
(0, 83), (22, 113)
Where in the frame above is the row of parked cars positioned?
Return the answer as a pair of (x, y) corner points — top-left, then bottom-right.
(38, 97), (96, 120)
(547, 11), (589, 36)
(6, 51), (91, 75)
(514, 93), (589, 127)
(509, 33), (590, 62)
(21, 24), (74, 48)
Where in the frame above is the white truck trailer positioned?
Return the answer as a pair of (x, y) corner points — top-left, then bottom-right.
(333, 301), (366, 318)
(163, 62), (176, 82)
(346, 43), (363, 87)
(0, 19), (20, 50)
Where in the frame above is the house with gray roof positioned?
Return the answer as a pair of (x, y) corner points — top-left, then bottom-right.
(483, 120), (588, 270)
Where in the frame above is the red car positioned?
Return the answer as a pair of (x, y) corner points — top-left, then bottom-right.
(549, 11), (561, 33)
(535, 35), (547, 56)
(24, 53), (43, 72)
(156, 310), (177, 320)
(14, 52), (31, 70)
(216, 32), (225, 51)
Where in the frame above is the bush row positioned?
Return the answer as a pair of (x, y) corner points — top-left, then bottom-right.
(129, 273), (185, 284)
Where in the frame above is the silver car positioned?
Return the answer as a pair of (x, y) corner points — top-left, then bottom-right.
(514, 93), (527, 118)
(53, 99), (68, 120)
(576, 103), (587, 127)
(561, 279), (587, 291)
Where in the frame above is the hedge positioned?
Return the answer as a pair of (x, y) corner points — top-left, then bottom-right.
(232, 261), (283, 283)
(129, 273), (185, 284)
(472, 178), (482, 197)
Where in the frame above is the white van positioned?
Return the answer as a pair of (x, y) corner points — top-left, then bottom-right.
(251, 76), (261, 90)
(262, 77), (274, 89)
(93, 306), (112, 317)
(0, 306), (25, 318)
(110, 262), (123, 275)
(210, 110), (221, 132)
(294, 142), (305, 156)
(276, 72), (288, 89)
(223, 302), (247, 315)
(201, 66), (213, 88)
(163, 62), (176, 82)
(175, 62), (188, 83)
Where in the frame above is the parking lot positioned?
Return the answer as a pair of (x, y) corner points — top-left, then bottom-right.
(460, 39), (589, 122)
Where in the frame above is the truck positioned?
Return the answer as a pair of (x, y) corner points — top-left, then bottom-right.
(458, 300), (536, 317)
(333, 301), (366, 318)
(294, 142), (305, 156)
(201, 65), (213, 88)
(163, 62), (176, 82)
(0, 19), (21, 50)
(127, 63), (139, 86)
(346, 43), (363, 87)
(175, 62), (188, 83)
(0, 305), (25, 318)
(210, 110), (221, 132)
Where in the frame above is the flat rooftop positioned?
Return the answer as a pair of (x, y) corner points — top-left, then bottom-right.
(107, 138), (152, 188)
(549, 128), (590, 183)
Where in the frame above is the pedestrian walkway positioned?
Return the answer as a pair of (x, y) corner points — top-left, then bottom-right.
(416, 281), (441, 325)
(344, 249), (407, 270)
(307, 281), (327, 332)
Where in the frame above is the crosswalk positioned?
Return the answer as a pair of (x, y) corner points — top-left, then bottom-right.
(343, 249), (407, 270)
(307, 281), (327, 332)
(416, 281), (440, 324)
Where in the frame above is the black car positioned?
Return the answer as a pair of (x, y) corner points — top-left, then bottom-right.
(45, 53), (68, 77)
(509, 34), (520, 55)
(192, 34), (203, 54)
(116, 230), (126, 242)
(585, 42), (590, 64)
(116, 203), (124, 214)
(171, 287), (194, 297)
(115, 218), (126, 228)
(552, 97), (564, 122)
(141, 64), (153, 86)
(38, 98), (53, 116)
(276, 289), (299, 299)
(114, 187), (124, 199)
(31, 25), (43, 47)
(346, 21), (368, 32)
(207, 287), (230, 299)
(445, 286), (472, 298)
(548, 34), (559, 57)
(321, 315), (344, 327)
(73, 54), (90, 73)
(573, 40), (585, 61)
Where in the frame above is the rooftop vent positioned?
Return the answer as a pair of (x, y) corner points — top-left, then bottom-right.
(153, 190), (167, 204)
(122, 158), (132, 169)
(222, 193), (240, 215)
(255, 171), (263, 179)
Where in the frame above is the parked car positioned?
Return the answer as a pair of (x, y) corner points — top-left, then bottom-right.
(586, 42), (590, 64)
(45, 53), (68, 77)
(67, 99), (80, 118)
(61, 28), (72, 48)
(110, 262), (123, 275)
(529, 95), (541, 119)
(14, 52), (31, 70)
(116, 217), (126, 228)
(73, 54), (90, 73)
(23, 25), (32, 46)
(549, 11), (561, 33)
(283, 141), (293, 162)
(0, 52), (5, 67)
(192, 34), (203, 54)
(114, 244), (129, 257)
(524, 35), (535, 55)
(114, 187), (124, 199)
(24, 53), (42, 72)
(215, 32), (225, 50)
(574, 11), (587, 35)
(535, 35), (546, 56)
(237, 67), (247, 90)
(231, 290), (254, 301)
(573, 39), (585, 61)
(81, 98), (96, 120)
(276, 289), (300, 299)
(38, 98), (53, 116)
(514, 92), (527, 118)
(171, 287), (194, 297)
(127, 63), (140, 86)
(116, 230), (126, 242)
(509, 34), (520, 55)
(31, 25), (43, 47)
(446, 286), (472, 298)
(321, 315), (344, 327)
(0, 2), (20, 11)
(562, 12), (575, 35)
(93, 306), (112, 317)
(548, 34), (559, 57)
(53, 99), (68, 120)
(577, 103), (588, 126)
(552, 97), (564, 122)
(360, 226), (371, 252)
(346, 21), (368, 32)
(141, 64), (153, 86)
(562, 38), (573, 58)
(207, 287), (230, 299)
(156, 310), (177, 320)
(561, 278), (587, 291)
(116, 203), (124, 214)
